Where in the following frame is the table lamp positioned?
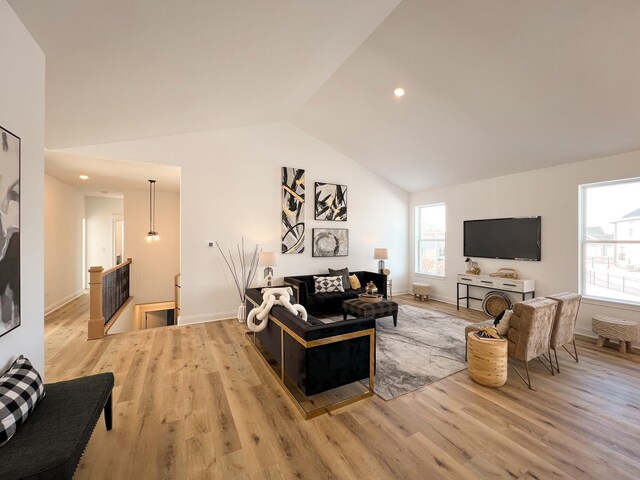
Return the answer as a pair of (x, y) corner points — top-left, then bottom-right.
(373, 248), (388, 274)
(259, 251), (277, 287)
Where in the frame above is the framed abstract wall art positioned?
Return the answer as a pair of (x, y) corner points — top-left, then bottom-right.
(314, 182), (347, 221)
(281, 167), (305, 254)
(312, 228), (348, 257)
(0, 126), (21, 338)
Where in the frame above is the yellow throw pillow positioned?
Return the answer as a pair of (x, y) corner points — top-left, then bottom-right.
(349, 274), (361, 289)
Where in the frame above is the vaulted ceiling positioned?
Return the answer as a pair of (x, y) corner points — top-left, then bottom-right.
(10, 0), (640, 192)
(9, 0), (399, 148)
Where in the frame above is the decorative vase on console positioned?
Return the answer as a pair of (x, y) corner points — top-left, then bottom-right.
(215, 239), (261, 323)
(465, 257), (481, 275)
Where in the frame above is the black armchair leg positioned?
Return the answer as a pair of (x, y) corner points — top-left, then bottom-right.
(104, 393), (113, 430)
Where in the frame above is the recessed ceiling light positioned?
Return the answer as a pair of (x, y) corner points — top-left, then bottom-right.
(394, 87), (405, 97)
(79, 174), (89, 180)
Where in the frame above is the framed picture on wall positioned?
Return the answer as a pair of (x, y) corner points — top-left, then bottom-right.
(314, 182), (347, 221)
(281, 166), (305, 254)
(0, 126), (21, 338)
(312, 228), (349, 257)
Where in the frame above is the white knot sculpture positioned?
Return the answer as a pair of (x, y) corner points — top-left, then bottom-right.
(246, 287), (308, 333)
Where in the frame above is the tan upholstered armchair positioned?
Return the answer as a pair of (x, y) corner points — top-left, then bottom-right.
(546, 292), (582, 372)
(507, 297), (557, 389)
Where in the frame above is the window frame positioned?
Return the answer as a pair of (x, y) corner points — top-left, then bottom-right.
(415, 202), (446, 278)
(579, 177), (640, 307)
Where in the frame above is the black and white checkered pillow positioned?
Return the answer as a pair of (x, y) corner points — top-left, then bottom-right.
(314, 275), (345, 293)
(0, 356), (46, 447)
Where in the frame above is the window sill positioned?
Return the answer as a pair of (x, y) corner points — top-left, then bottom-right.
(582, 296), (640, 312)
(414, 272), (446, 281)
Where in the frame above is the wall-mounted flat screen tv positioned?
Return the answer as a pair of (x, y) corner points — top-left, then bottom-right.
(463, 217), (541, 261)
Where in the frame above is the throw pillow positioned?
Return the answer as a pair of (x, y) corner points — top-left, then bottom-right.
(328, 267), (351, 290)
(314, 275), (345, 293)
(493, 309), (513, 336)
(0, 356), (46, 447)
(349, 274), (362, 289)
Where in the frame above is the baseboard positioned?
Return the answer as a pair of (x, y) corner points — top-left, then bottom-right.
(45, 289), (85, 316)
(178, 310), (237, 325)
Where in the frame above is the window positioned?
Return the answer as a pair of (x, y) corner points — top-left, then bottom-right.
(580, 178), (640, 305)
(416, 203), (445, 276)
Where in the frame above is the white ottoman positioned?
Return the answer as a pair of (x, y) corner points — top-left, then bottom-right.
(412, 282), (431, 302)
(592, 314), (639, 354)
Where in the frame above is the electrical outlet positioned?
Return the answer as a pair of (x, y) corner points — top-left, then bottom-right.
(208, 241), (214, 247)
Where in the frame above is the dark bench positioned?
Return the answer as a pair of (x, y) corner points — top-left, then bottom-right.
(0, 372), (114, 480)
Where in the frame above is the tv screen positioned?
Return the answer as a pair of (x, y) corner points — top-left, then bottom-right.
(464, 217), (541, 261)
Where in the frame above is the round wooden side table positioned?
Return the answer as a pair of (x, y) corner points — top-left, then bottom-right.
(467, 332), (508, 387)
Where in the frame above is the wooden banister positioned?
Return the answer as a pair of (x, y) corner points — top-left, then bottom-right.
(174, 273), (181, 322)
(88, 258), (133, 340)
(88, 266), (105, 340)
(102, 258), (132, 276)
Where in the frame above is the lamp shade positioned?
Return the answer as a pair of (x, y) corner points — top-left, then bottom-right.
(259, 251), (277, 267)
(373, 248), (389, 260)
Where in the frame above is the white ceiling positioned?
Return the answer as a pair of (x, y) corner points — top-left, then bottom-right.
(9, 0), (400, 149)
(293, 0), (640, 192)
(10, 0), (640, 193)
(45, 150), (180, 197)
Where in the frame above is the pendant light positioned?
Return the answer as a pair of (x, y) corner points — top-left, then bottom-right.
(146, 179), (160, 242)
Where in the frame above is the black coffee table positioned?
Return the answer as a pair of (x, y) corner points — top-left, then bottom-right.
(342, 297), (399, 326)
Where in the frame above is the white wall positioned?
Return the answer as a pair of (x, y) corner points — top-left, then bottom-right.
(124, 189), (180, 304)
(0, 1), (45, 373)
(106, 302), (135, 334)
(64, 122), (409, 323)
(410, 150), (640, 339)
(85, 196), (123, 275)
(44, 175), (85, 313)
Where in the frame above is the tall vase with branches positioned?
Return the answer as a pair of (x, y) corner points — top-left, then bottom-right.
(215, 239), (261, 322)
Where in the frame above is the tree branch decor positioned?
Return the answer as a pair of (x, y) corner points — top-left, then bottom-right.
(215, 239), (261, 320)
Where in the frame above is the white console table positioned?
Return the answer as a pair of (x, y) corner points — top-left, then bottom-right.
(456, 273), (535, 311)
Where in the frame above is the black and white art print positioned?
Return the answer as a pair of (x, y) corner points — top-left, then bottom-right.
(312, 228), (348, 257)
(314, 182), (347, 221)
(0, 126), (20, 338)
(281, 167), (305, 254)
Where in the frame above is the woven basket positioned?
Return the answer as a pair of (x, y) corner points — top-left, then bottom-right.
(467, 332), (508, 387)
(482, 291), (512, 316)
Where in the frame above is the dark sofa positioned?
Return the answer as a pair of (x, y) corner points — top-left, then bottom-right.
(284, 270), (387, 315)
(245, 288), (375, 397)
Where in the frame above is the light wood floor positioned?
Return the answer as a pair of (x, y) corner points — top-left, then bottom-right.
(45, 294), (640, 479)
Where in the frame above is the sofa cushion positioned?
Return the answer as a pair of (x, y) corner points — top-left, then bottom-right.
(328, 267), (351, 290)
(314, 275), (344, 293)
(0, 356), (46, 447)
